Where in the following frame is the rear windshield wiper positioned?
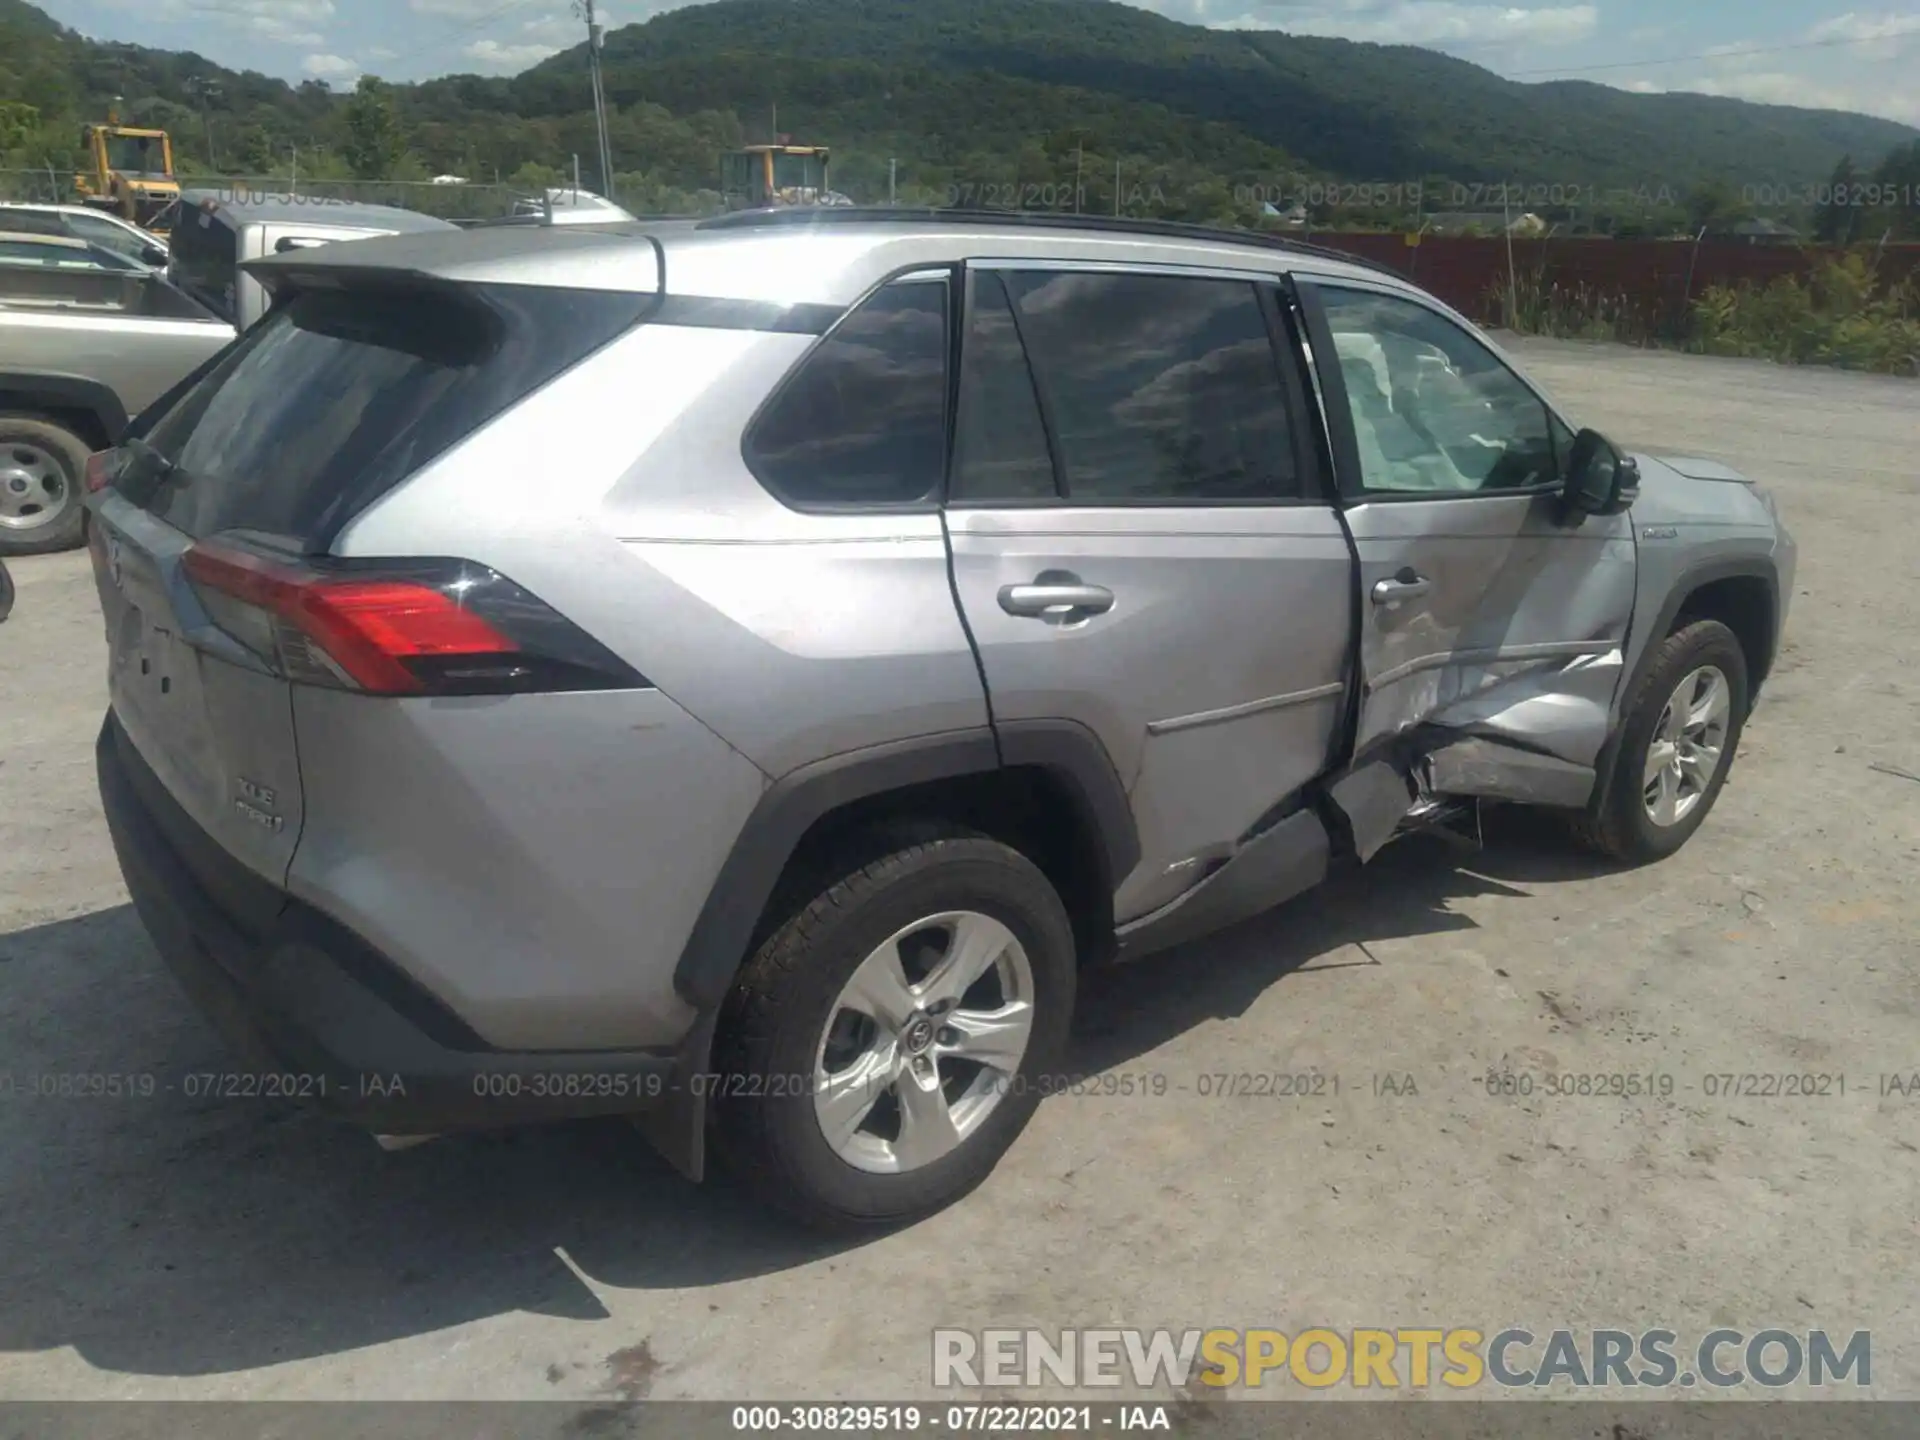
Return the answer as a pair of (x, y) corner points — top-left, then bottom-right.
(123, 436), (181, 483)
(116, 436), (191, 505)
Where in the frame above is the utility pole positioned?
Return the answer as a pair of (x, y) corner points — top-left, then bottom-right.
(889, 157), (897, 206)
(1114, 156), (1122, 218)
(575, 0), (616, 196)
(186, 76), (220, 170)
(1073, 143), (1083, 214)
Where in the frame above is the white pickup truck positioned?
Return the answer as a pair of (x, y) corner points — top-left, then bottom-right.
(0, 191), (455, 556)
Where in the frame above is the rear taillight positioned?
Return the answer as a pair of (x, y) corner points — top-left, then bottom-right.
(181, 541), (648, 698)
(84, 450), (116, 493)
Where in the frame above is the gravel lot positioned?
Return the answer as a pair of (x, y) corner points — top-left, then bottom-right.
(0, 340), (1915, 1413)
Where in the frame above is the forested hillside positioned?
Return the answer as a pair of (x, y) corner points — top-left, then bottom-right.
(2, 0), (1916, 232)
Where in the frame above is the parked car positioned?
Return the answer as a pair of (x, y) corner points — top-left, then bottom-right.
(166, 190), (459, 328)
(510, 186), (637, 224)
(0, 202), (171, 269)
(0, 230), (148, 272)
(0, 260), (230, 555)
(0, 194), (457, 556)
(84, 209), (1795, 1231)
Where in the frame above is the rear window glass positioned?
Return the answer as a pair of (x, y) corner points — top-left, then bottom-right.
(169, 207), (238, 319)
(133, 282), (651, 547)
(744, 278), (949, 508)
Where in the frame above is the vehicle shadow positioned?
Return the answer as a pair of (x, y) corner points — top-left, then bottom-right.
(0, 816), (1614, 1379)
(1069, 807), (1613, 1073)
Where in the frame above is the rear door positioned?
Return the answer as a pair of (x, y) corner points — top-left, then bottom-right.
(89, 278), (650, 884)
(1297, 279), (1636, 771)
(945, 263), (1355, 924)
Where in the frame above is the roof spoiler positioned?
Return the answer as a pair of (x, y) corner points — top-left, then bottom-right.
(238, 232), (670, 307)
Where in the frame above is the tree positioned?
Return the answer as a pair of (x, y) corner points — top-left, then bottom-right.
(0, 101), (38, 153)
(1869, 140), (1920, 241)
(341, 76), (406, 180)
(1812, 156), (1858, 244)
(1685, 179), (1748, 235)
(234, 123), (275, 174)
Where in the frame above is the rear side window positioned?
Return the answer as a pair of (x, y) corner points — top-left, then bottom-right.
(132, 283), (651, 547)
(745, 278), (949, 508)
(1001, 270), (1301, 503)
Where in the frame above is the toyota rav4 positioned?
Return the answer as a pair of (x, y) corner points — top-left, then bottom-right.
(86, 209), (1796, 1230)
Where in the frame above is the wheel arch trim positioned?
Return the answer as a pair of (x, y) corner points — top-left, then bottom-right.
(649, 721), (1137, 1185)
(671, 721), (1138, 1014)
(1591, 556), (1778, 812)
(0, 372), (130, 445)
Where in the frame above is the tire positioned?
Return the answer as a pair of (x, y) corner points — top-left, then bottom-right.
(0, 414), (90, 557)
(1573, 619), (1750, 864)
(710, 823), (1076, 1233)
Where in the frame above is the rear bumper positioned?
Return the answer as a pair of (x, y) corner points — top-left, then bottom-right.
(96, 712), (678, 1135)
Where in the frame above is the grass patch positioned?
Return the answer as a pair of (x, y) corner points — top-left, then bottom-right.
(1493, 252), (1920, 376)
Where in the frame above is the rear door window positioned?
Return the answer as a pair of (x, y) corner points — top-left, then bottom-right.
(998, 270), (1302, 503)
(129, 282), (651, 548)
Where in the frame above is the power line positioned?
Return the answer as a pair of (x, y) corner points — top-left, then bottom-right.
(1504, 22), (1920, 78)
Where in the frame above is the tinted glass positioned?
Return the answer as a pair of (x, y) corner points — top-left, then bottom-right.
(62, 211), (145, 260)
(1002, 271), (1298, 503)
(131, 283), (649, 546)
(746, 279), (948, 508)
(951, 271), (1056, 503)
(169, 207), (238, 321)
(0, 210), (69, 237)
(1318, 287), (1558, 495)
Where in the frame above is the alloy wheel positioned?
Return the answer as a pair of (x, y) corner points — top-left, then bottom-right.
(813, 911), (1036, 1175)
(1643, 664), (1732, 828)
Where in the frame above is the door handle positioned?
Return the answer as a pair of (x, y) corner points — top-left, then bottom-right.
(998, 582), (1115, 620)
(1371, 571), (1432, 606)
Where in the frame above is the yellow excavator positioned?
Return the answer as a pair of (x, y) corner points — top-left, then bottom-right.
(721, 141), (842, 210)
(74, 105), (180, 237)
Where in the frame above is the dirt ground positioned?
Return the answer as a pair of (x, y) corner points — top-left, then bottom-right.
(0, 340), (1915, 1412)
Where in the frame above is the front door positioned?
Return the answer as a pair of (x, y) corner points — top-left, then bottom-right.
(1299, 280), (1636, 771)
(945, 263), (1355, 924)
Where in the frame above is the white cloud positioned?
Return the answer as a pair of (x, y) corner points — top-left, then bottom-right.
(367, 45), (399, 60)
(300, 51), (358, 80)
(463, 37), (564, 69)
(1214, 3), (1599, 48)
(93, 0), (334, 39)
(1621, 78), (1662, 93)
(1687, 69), (1920, 125)
(1807, 10), (1920, 44)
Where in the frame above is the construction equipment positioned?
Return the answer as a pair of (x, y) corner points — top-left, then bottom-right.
(720, 141), (847, 210)
(74, 104), (179, 237)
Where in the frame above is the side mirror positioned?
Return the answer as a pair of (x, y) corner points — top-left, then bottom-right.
(141, 244), (167, 266)
(1562, 429), (1636, 518)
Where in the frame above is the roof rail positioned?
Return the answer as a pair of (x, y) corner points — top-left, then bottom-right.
(694, 206), (1399, 278)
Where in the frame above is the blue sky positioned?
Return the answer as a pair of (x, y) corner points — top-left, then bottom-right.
(30, 0), (1920, 126)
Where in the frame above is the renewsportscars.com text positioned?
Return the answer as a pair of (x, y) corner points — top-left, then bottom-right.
(932, 1327), (1871, 1391)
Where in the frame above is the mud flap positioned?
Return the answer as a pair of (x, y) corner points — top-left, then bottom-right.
(1322, 753), (1418, 863)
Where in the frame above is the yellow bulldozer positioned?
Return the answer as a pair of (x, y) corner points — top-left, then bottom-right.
(720, 141), (844, 210)
(74, 106), (180, 237)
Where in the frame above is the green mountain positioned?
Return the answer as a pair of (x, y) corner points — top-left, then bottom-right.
(523, 0), (1917, 194)
(3, 0), (1916, 230)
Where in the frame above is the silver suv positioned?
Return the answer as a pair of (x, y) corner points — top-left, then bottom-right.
(86, 210), (1796, 1230)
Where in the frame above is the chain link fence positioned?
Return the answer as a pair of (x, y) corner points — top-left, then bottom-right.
(1, 168), (731, 222)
